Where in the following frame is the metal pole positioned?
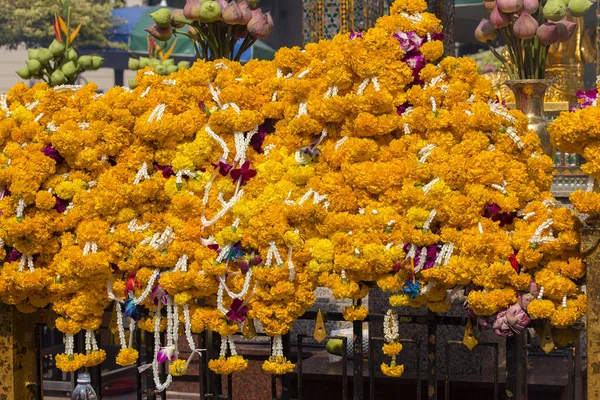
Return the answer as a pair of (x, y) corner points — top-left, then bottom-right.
(427, 315), (437, 400)
(353, 319), (363, 400)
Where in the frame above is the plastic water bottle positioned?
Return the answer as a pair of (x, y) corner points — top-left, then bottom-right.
(71, 372), (98, 400)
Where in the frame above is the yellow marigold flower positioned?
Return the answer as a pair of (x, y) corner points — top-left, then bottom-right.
(11, 105), (34, 125)
(116, 347), (139, 367)
(527, 299), (555, 319)
(55, 353), (85, 372)
(35, 190), (56, 210)
(342, 305), (369, 321)
(82, 349), (107, 368)
(420, 40), (444, 62)
(174, 291), (193, 305)
(262, 356), (295, 375)
(381, 362), (405, 377)
(382, 342), (403, 356)
(170, 359), (188, 376)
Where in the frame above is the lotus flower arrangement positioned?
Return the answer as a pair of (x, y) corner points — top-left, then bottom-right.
(127, 37), (191, 88)
(14, 4), (103, 86)
(147, 0), (274, 62)
(475, 0), (593, 79)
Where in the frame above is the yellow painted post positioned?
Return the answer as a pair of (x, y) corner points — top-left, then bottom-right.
(581, 224), (600, 399)
(0, 304), (40, 400)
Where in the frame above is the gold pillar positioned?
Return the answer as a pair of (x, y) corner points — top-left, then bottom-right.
(581, 224), (600, 399)
(0, 304), (40, 400)
(545, 16), (595, 108)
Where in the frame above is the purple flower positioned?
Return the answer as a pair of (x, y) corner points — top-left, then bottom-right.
(413, 243), (442, 270)
(214, 159), (234, 177)
(404, 53), (426, 81)
(226, 298), (248, 323)
(157, 345), (177, 363)
(54, 196), (69, 213)
(396, 102), (410, 115)
(154, 163), (175, 178)
(393, 31), (424, 53)
(251, 120), (275, 154)
(150, 283), (168, 306)
(201, 237), (221, 253)
(575, 88), (597, 109)
(350, 30), (364, 40)
(231, 161), (257, 185)
(7, 249), (22, 262)
(225, 242), (246, 261)
(42, 145), (64, 163)
(482, 203), (517, 227)
(431, 32), (444, 41)
(0, 188), (10, 200)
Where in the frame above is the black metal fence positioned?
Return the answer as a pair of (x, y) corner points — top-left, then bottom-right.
(38, 310), (584, 400)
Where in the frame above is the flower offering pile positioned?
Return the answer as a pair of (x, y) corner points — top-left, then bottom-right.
(0, 0), (584, 385)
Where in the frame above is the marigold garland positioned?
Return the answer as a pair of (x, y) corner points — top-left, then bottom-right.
(0, 0), (585, 388)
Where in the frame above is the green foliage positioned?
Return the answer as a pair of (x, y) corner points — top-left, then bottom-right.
(0, 0), (124, 50)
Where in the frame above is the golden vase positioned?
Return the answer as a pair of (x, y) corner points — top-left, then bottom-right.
(504, 79), (553, 157)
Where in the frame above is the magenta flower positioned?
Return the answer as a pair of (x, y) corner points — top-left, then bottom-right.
(396, 102), (410, 115)
(350, 30), (363, 39)
(575, 88), (597, 109)
(214, 159), (234, 177)
(393, 31), (424, 53)
(157, 345), (177, 363)
(251, 120), (275, 153)
(482, 203), (517, 227)
(7, 249), (22, 262)
(150, 283), (168, 306)
(230, 161), (257, 185)
(226, 298), (248, 323)
(42, 145), (64, 163)
(153, 163), (175, 178)
(404, 53), (426, 81)
(54, 196), (69, 213)
(200, 237), (221, 253)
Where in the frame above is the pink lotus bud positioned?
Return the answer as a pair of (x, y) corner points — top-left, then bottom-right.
(222, 2), (244, 24)
(529, 280), (539, 297)
(484, 1), (497, 12)
(491, 7), (511, 28)
(475, 19), (498, 42)
(171, 10), (188, 28)
(238, 1), (253, 24)
(513, 11), (539, 39)
(145, 24), (173, 42)
(518, 293), (535, 310)
(556, 18), (577, 42)
(497, 0), (523, 13)
(493, 311), (512, 336)
(536, 22), (560, 45)
(505, 304), (530, 332)
(217, 0), (229, 9)
(247, 9), (274, 39)
(524, 0), (539, 13)
(184, 0), (202, 20)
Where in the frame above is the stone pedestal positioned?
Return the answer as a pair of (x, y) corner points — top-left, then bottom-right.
(0, 305), (40, 400)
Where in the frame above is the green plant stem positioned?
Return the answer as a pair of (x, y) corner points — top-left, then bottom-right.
(176, 30), (203, 60)
(488, 41), (514, 80)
